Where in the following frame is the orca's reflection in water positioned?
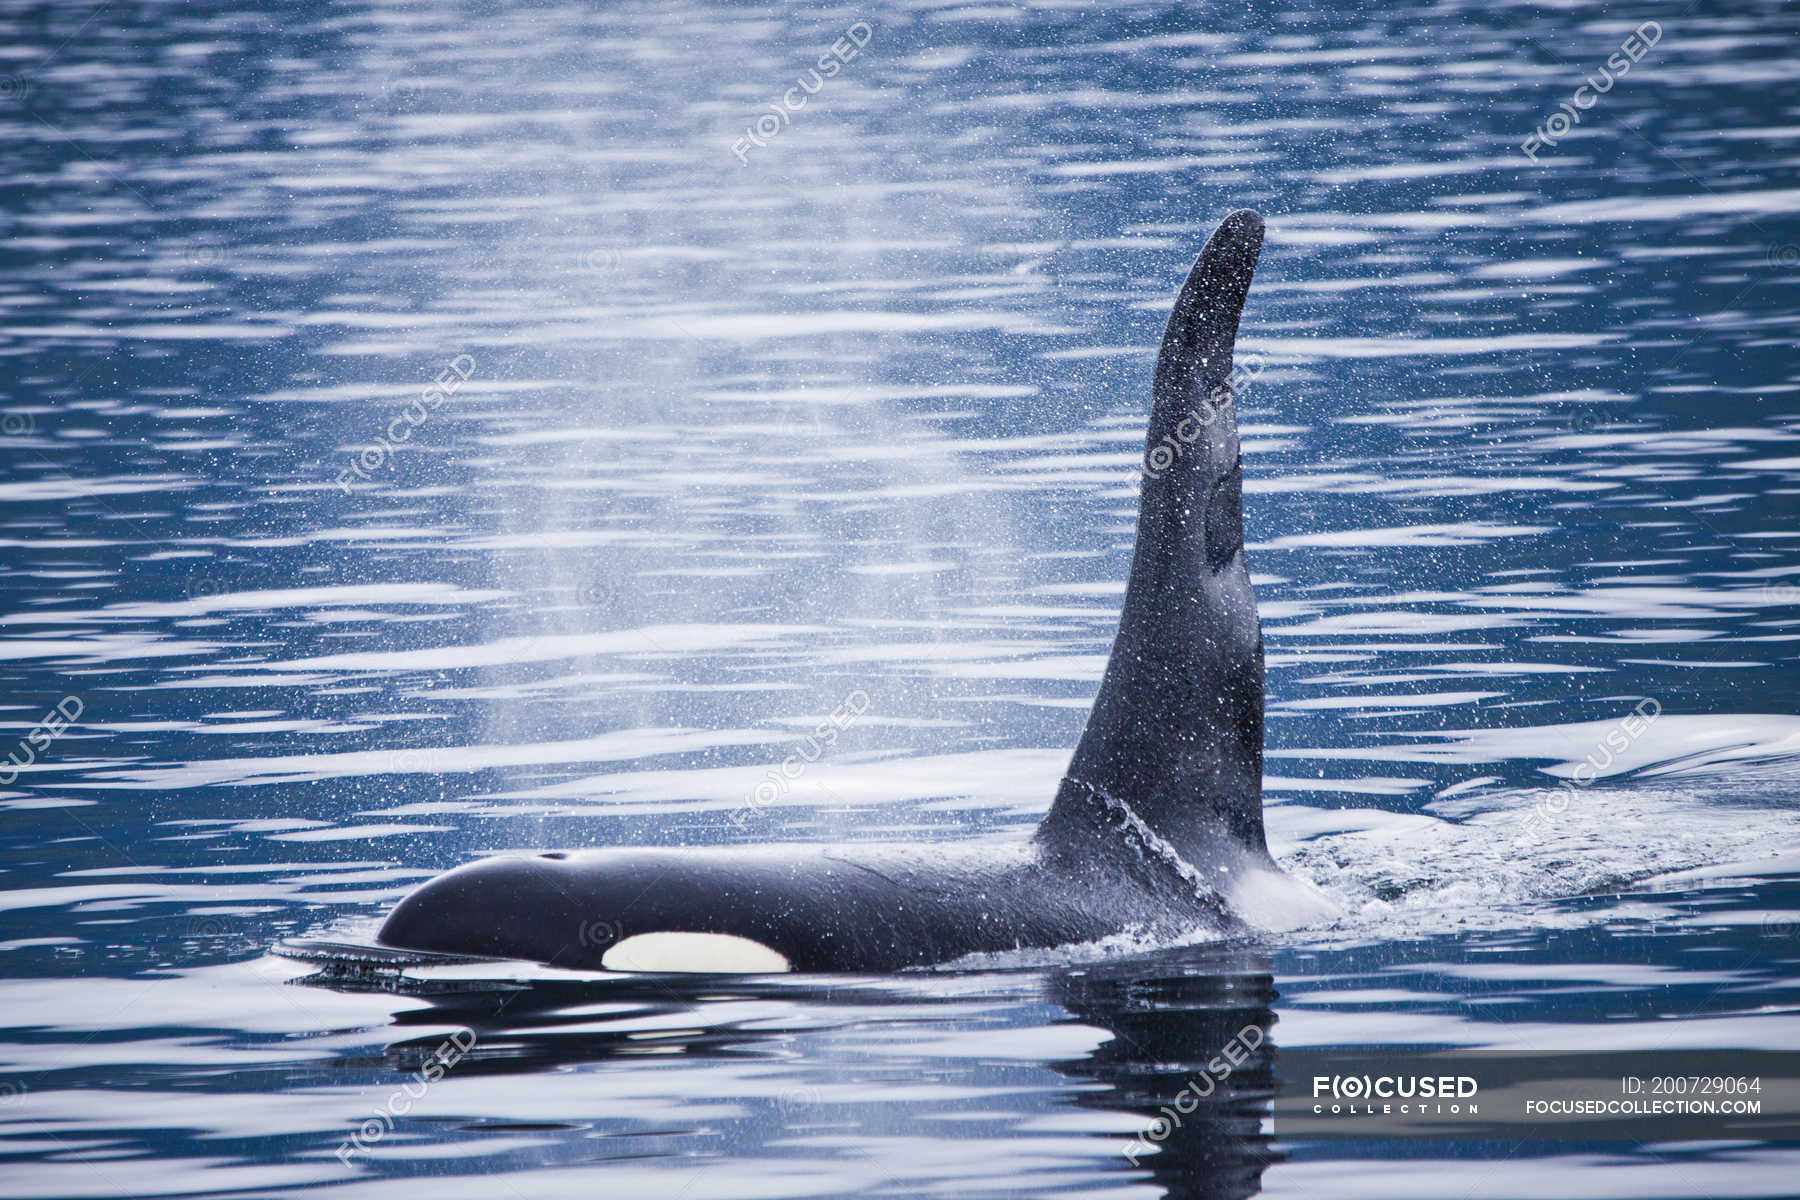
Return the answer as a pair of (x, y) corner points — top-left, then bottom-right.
(1053, 952), (1279, 1200)
(358, 948), (1279, 1199)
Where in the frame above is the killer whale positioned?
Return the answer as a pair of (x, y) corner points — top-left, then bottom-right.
(376, 209), (1334, 973)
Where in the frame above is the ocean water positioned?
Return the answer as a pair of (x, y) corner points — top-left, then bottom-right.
(1, 0), (1798, 1196)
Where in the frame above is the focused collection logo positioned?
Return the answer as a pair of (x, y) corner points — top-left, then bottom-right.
(1311, 1073), (1480, 1115)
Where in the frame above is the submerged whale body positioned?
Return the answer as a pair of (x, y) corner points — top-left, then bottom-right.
(378, 209), (1334, 973)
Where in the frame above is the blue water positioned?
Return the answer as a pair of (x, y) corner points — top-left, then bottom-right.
(2, 0), (1798, 1195)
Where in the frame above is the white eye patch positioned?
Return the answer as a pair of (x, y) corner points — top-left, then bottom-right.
(601, 932), (792, 974)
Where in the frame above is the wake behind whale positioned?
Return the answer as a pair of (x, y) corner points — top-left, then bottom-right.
(374, 209), (1337, 973)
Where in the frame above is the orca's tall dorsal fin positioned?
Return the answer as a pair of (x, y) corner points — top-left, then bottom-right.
(1039, 210), (1269, 872)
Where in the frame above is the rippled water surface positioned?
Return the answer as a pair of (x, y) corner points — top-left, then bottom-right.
(3, 1), (1799, 1196)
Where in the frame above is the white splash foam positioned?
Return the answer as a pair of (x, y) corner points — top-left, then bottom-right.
(1272, 780), (1800, 945)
